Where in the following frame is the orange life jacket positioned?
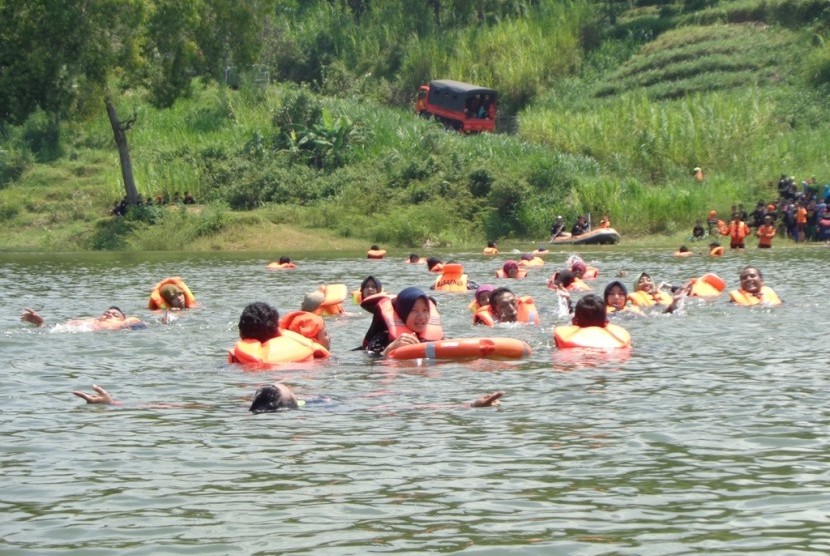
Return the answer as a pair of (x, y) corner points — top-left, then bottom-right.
(553, 323), (631, 349)
(432, 263), (469, 292)
(148, 277), (197, 310)
(607, 304), (645, 316)
(546, 273), (591, 292)
(519, 257), (545, 268)
(570, 277), (592, 291)
(473, 296), (540, 327)
(310, 284), (348, 316)
(627, 290), (672, 307)
(728, 221), (750, 241)
(689, 273), (726, 297)
(729, 286), (782, 306)
(228, 330), (330, 364)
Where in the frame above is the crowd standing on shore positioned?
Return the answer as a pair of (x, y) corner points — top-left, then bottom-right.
(690, 174), (830, 246)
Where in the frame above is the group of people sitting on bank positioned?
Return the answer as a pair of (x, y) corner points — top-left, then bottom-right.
(110, 192), (196, 216)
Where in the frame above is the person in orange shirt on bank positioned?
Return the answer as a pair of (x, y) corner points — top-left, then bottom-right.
(795, 201), (808, 242)
(724, 213), (751, 249)
(756, 215), (776, 248)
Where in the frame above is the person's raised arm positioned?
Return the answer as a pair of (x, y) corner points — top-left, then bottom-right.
(469, 391), (504, 408)
(664, 282), (693, 314)
(73, 384), (117, 405)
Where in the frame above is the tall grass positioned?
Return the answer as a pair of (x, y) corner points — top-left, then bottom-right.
(520, 87), (797, 184)
(3, 0), (830, 250)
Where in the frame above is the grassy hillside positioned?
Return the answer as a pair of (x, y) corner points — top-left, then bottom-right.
(1, 0), (829, 251)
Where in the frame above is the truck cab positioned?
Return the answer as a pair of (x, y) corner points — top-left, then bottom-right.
(415, 80), (497, 133)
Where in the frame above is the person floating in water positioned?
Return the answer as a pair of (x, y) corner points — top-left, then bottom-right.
(73, 383), (505, 411)
(729, 266), (782, 306)
(20, 306), (145, 331)
(360, 287), (443, 356)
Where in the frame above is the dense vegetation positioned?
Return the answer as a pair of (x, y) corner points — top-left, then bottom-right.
(2, 0), (830, 250)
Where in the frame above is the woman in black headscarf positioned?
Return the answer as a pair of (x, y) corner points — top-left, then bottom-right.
(361, 287), (443, 355)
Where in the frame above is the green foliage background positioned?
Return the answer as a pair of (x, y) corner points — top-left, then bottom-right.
(1, 0), (829, 250)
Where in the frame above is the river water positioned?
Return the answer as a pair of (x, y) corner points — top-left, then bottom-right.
(1, 247), (829, 555)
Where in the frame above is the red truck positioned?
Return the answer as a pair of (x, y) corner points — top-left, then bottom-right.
(415, 80), (497, 133)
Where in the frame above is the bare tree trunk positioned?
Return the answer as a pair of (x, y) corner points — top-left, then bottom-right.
(105, 97), (139, 206)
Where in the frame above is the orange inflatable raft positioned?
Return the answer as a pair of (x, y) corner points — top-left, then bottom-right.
(387, 337), (532, 361)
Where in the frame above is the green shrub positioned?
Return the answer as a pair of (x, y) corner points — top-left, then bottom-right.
(0, 146), (34, 187)
(88, 217), (135, 250)
(21, 109), (62, 162)
(0, 201), (20, 221)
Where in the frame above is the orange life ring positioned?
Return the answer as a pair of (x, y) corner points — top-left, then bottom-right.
(387, 337), (532, 360)
(367, 249), (387, 259)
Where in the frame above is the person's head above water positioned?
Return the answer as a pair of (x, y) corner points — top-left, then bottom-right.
(474, 284), (496, 307)
(502, 260), (520, 278)
(278, 256), (291, 264)
(603, 281), (628, 311)
(249, 383), (299, 413)
(238, 302), (280, 343)
(159, 284), (186, 309)
(391, 287), (435, 335)
(426, 257), (443, 271)
(360, 275), (382, 298)
(490, 287), (518, 322)
(739, 266), (764, 295)
(634, 272), (656, 293)
(552, 269), (575, 289)
(408, 253), (421, 263)
(572, 294), (607, 328)
(97, 306), (126, 322)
